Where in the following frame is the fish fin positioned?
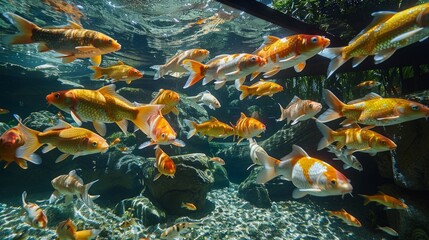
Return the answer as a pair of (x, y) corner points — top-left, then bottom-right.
(316, 121), (336, 150)
(317, 89), (346, 123)
(184, 119), (197, 139)
(22, 191), (28, 206)
(343, 164), (351, 170)
(82, 179), (99, 208)
(171, 107), (179, 116)
(374, 48), (396, 64)
(138, 141), (154, 149)
(376, 115), (399, 121)
(205, 54), (229, 64)
(68, 110), (82, 126)
(263, 67), (280, 78)
(340, 118), (356, 126)
(358, 194), (370, 205)
(182, 59), (207, 88)
(15, 118), (42, 161)
(255, 151), (280, 184)
(348, 11), (396, 44)
(66, 21), (83, 29)
(318, 47), (346, 78)
(3, 12), (39, 44)
(239, 85), (249, 100)
(224, 69), (240, 76)
(276, 103), (286, 122)
(281, 144), (309, 161)
(237, 137), (244, 144)
(292, 189), (308, 199)
(169, 72), (186, 78)
(59, 55), (77, 64)
(279, 54), (297, 63)
(55, 153), (70, 163)
(253, 35), (280, 53)
(214, 80), (226, 90)
(69, 170), (84, 183)
(116, 119), (128, 134)
(172, 139), (186, 147)
(290, 115), (305, 125)
(207, 136), (214, 142)
(42, 144), (56, 153)
(294, 62), (306, 72)
(131, 105), (163, 136)
(352, 56), (367, 68)
(150, 65), (164, 80)
(347, 92), (382, 104)
(15, 158), (29, 169)
(153, 173), (162, 182)
(87, 66), (104, 80)
(44, 120), (73, 131)
(391, 28), (423, 43)
(37, 43), (50, 52)
(75, 45), (97, 52)
(49, 190), (60, 204)
(115, 61), (124, 65)
(246, 163), (256, 170)
(93, 121), (107, 136)
(250, 72), (260, 81)
(235, 77), (245, 91)
(90, 55), (102, 66)
(202, 75), (214, 85)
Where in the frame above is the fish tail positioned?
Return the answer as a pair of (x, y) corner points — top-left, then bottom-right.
(238, 85), (249, 100)
(276, 103), (286, 122)
(131, 104), (164, 136)
(14, 116), (43, 164)
(3, 12), (40, 44)
(81, 179), (99, 208)
(74, 229), (101, 240)
(255, 151), (280, 184)
(358, 194), (370, 205)
(184, 119), (197, 139)
(150, 65), (164, 80)
(318, 47), (347, 78)
(87, 66), (105, 80)
(182, 59), (207, 88)
(316, 121), (335, 150)
(317, 89), (346, 123)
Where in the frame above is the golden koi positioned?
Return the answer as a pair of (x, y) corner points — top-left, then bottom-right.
(88, 61), (143, 84)
(151, 49), (209, 80)
(358, 192), (408, 209)
(181, 202), (197, 211)
(46, 84), (163, 136)
(182, 53), (267, 89)
(150, 89), (180, 115)
(327, 209), (362, 227)
(318, 89), (429, 126)
(316, 121), (396, 156)
(56, 219), (101, 240)
(320, 3), (429, 78)
(209, 157), (225, 165)
(184, 117), (234, 141)
(50, 170), (99, 208)
(355, 80), (381, 89)
(252, 34), (330, 79)
(22, 191), (47, 228)
(153, 146), (176, 181)
(237, 80), (283, 100)
(3, 12), (121, 66)
(234, 113), (266, 144)
(276, 96), (322, 124)
(256, 145), (353, 199)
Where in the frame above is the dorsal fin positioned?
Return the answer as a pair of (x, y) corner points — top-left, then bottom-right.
(206, 54), (229, 64)
(97, 84), (133, 106)
(253, 35), (280, 53)
(347, 92), (382, 104)
(240, 112), (247, 119)
(67, 21), (83, 29)
(349, 11), (396, 44)
(68, 170), (84, 184)
(151, 89), (164, 103)
(44, 120), (73, 132)
(285, 96), (302, 109)
(115, 61), (124, 65)
(281, 144), (309, 161)
(209, 116), (219, 121)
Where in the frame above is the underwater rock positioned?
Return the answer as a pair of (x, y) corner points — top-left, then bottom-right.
(114, 196), (166, 226)
(22, 110), (57, 131)
(238, 167), (272, 208)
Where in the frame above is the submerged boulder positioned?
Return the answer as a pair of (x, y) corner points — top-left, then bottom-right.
(114, 196), (166, 226)
(238, 167), (272, 208)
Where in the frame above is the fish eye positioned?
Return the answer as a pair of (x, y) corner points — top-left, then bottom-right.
(380, 140), (386, 145)
(251, 57), (256, 62)
(54, 93), (60, 99)
(92, 141), (98, 147)
(161, 133), (165, 138)
(411, 105), (420, 111)
(311, 37), (318, 43)
(330, 180), (336, 185)
(108, 39), (113, 43)
(309, 104), (313, 109)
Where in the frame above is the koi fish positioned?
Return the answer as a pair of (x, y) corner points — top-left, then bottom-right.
(138, 112), (185, 149)
(182, 53), (267, 89)
(3, 12), (121, 66)
(186, 90), (221, 110)
(355, 80), (381, 89)
(151, 49), (209, 80)
(327, 209), (362, 227)
(377, 225), (399, 236)
(326, 145), (363, 171)
(358, 192), (408, 209)
(316, 121), (396, 156)
(50, 170), (99, 208)
(109, 137), (121, 147)
(21, 191), (47, 228)
(181, 202), (197, 211)
(153, 146), (176, 181)
(184, 117), (234, 141)
(317, 89), (429, 126)
(256, 145), (353, 199)
(56, 219), (101, 240)
(35, 63), (58, 70)
(252, 34), (330, 79)
(276, 96), (322, 124)
(248, 138), (267, 170)
(320, 3), (429, 78)
(160, 222), (198, 239)
(234, 113), (266, 144)
(14, 115), (108, 163)
(46, 84), (163, 136)
(209, 157), (225, 165)
(88, 61), (143, 84)
(0, 108), (9, 114)
(150, 89), (180, 115)
(0, 127), (41, 169)
(237, 80), (283, 100)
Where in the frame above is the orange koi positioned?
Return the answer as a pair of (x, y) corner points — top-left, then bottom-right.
(150, 89), (180, 115)
(233, 113), (266, 144)
(184, 117), (234, 141)
(88, 61), (143, 84)
(237, 80), (283, 100)
(358, 192), (407, 209)
(327, 209), (362, 227)
(22, 191), (47, 228)
(181, 202), (197, 211)
(56, 219), (101, 240)
(153, 146), (176, 181)
(355, 80), (381, 89)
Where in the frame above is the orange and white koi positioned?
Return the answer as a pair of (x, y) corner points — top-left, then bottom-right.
(153, 146), (176, 181)
(234, 113), (266, 144)
(46, 84), (163, 136)
(318, 89), (429, 126)
(316, 121), (396, 156)
(320, 3), (429, 78)
(355, 80), (381, 89)
(377, 226), (399, 236)
(184, 117), (234, 141)
(181, 202), (197, 211)
(182, 53), (267, 89)
(151, 49), (209, 80)
(21, 191), (47, 228)
(327, 209), (362, 227)
(252, 34), (330, 79)
(150, 89), (180, 115)
(358, 192), (408, 209)
(237, 80), (283, 100)
(248, 138), (267, 169)
(256, 145), (353, 199)
(56, 219), (101, 240)
(160, 222), (198, 239)
(0, 127), (41, 169)
(0, 108), (9, 114)
(186, 90), (221, 110)
(14, 115), (108, 163)
(3, 12), (121, 66)
(50, 170), (99, 208)
(209, 157), (225, 165)
(138, 112), (185, 149)
(88, 61), (143, 84)
(276, 96), (322, 124)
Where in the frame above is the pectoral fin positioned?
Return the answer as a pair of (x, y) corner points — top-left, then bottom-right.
(55, 153), (70, 163)
(374, 48), (396, 64)
(75, 46), (97, 52)
(294, 62), (306, 72)
(171, 107), (179, 115)
(91, 55), (102, 66)
(93, 121), (107, 136)
(263, 67), (280, 78)
(376, 115), (399, 121)
(38, 43), (50, 52)
(71, 110), (83, 126)
(391, 28), (423, 43)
